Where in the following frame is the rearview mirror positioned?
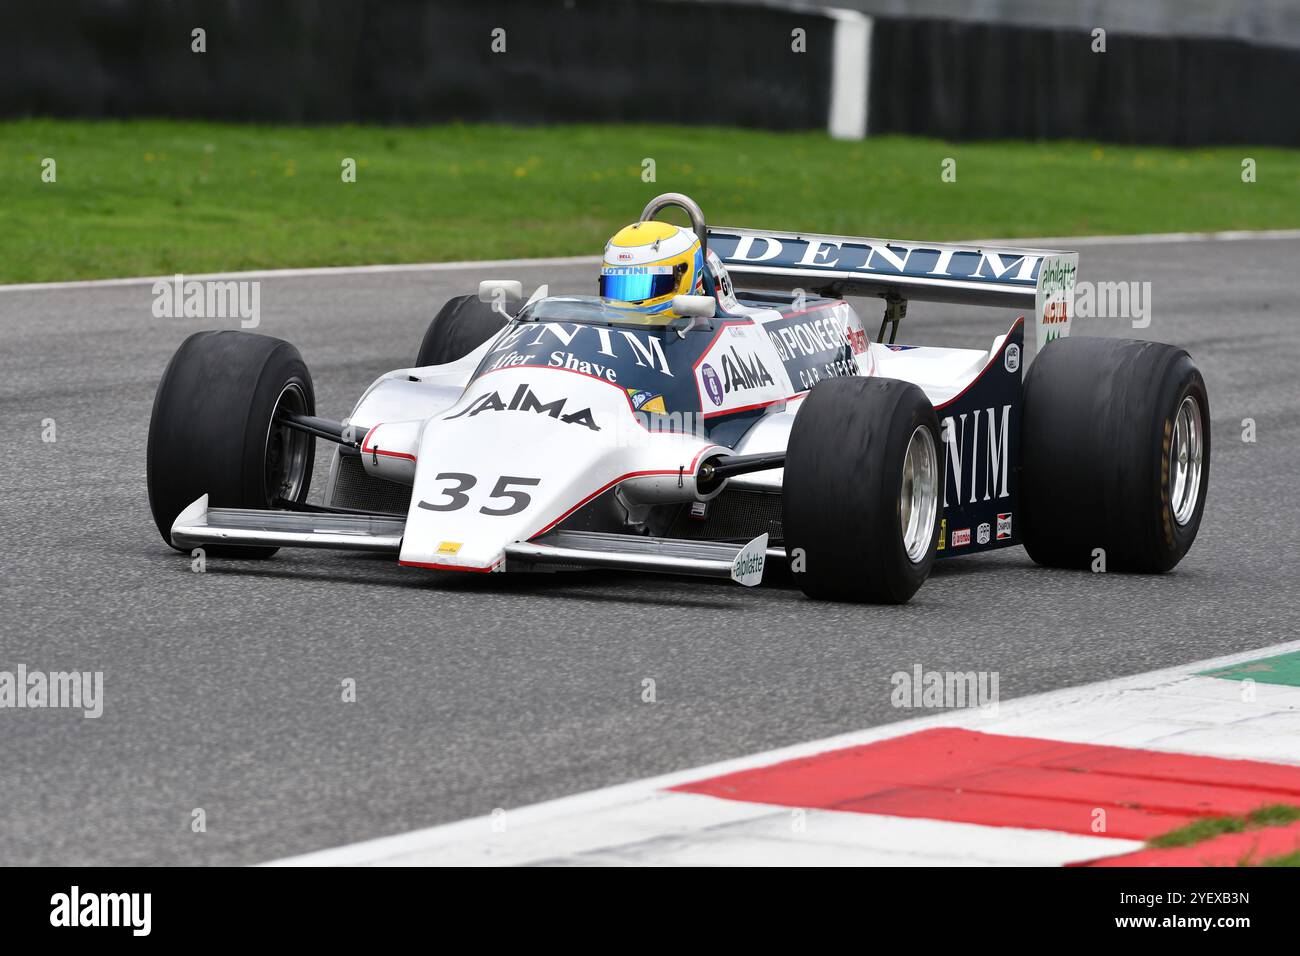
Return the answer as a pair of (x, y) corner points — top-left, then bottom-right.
(478, 280), (523, 305)
(671, 294), (716, 319)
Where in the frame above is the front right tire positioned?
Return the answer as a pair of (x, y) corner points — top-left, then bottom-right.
(415, 294), (508, 367)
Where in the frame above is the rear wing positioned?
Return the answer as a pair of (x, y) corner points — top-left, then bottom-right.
(707, 226), (1077, 354)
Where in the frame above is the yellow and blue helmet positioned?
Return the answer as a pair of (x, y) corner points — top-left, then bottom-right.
(600, 221), (704, 314)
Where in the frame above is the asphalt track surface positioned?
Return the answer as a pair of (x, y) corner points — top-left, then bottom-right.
(2, 237), (1297, 865)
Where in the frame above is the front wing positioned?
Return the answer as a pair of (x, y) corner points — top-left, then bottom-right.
(170, 496), (772, 586)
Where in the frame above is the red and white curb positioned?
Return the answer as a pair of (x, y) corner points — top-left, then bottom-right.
(269, 641), (1300, 866)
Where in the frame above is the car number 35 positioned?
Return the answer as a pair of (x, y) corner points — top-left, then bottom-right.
(417, 473), (540, 516)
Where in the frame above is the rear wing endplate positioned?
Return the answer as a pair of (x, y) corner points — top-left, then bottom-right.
(708, 226), (1077, 354)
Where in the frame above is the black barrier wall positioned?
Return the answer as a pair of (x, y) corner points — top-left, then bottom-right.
(1, 0), (1297, 145)
(0, 0), (832, 129)
(867, 17), (1300, 146)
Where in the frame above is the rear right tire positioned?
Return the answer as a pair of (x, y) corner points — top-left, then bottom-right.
(1020, 336), (1210, 572)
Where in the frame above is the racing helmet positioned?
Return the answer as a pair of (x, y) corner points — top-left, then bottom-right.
(600, 221), (704, 314)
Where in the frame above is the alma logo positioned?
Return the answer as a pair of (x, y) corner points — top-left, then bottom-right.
(720, 347), (775, 393)
(50, 886), (151, 936)
(446, 383), (600, 431)
(941, 404), (1012, 508)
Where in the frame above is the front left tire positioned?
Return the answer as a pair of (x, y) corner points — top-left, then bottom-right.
(782, 377), (942, 603)
(147, 330), (316, 556)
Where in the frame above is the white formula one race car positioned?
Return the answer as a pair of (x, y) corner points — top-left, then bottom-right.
(147, 194), (1210, 603)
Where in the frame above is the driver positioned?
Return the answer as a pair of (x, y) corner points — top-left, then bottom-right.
(599, 221), (705, 316)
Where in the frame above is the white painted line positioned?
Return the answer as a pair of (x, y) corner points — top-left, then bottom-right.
(4, 228), (1298, 295)
(581, 804), (1140, 867)
(390, 794), (1138, 867)
(827, 10), (871, 141)
(0, 255), (602, 293)
(267, 639), (1300, 866)
(977, 228), (1300, 247)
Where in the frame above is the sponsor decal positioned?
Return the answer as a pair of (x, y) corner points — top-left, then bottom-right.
(976, 522), (991, 545)
(951, 527), (971, 548)
(765, 312), (851, 363)
(720, 346), (775, 394)
(941, 405), (1012, 508)
(887, 344), (918, 352)
(997, 512), (1013, 540)
(729, 533), (768, 587)
(547, 351), (618, 382)
(489, 322), (674, 378)
(626, 388), (666, 414)
(690, 500), (708, 520)
(445, 383), (600, 431)
(701, 364), (723, 406)
(713, 233), (1045, 287)
(763, 306), (859, 391)
(1034, 254), (1078, 351)
(937, 518), (946, 551)
(601, 265), (672, 276)
(437, 541), (462, 555)
(1004, 343), (1020, 374)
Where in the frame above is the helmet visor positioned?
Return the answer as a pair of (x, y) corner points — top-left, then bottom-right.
(600, 266), (678, 303)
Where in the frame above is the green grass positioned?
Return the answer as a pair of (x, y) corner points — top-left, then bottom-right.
(1148, 804), (1300, 850)
(2, 118), (1299, 284)
(1261, 850), (1300, 866)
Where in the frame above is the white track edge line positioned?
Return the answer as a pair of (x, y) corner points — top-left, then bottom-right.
(6, 229), (1300, 294)
(266, 638), (1300, 866)
(0, 255), (603, 293)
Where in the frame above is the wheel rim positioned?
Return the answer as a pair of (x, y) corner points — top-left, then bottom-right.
(265, 382), (311, 504)
(899, 425), (939, 563)
(1169, 395), (1204, 526)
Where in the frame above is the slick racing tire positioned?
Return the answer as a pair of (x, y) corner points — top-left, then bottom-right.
(782, 377), (942, 604)
(147, 330), (316, 557)
(415, 294), (507, 367)
(1020, 336), (1210, 572)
